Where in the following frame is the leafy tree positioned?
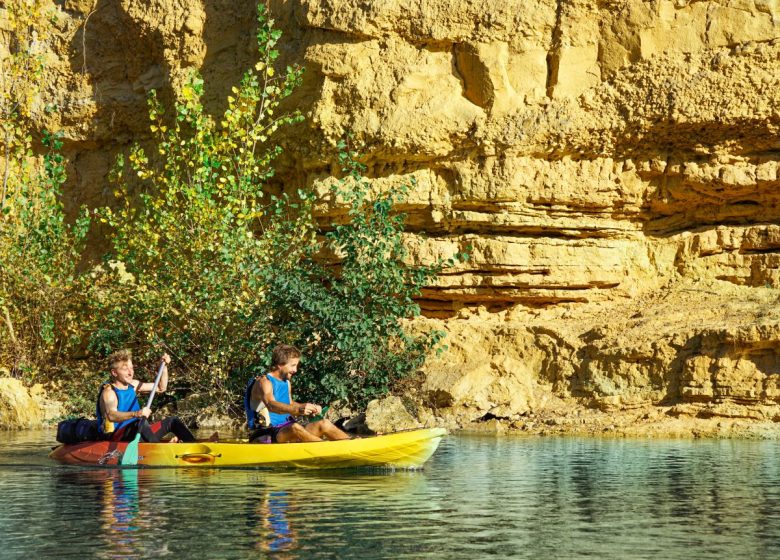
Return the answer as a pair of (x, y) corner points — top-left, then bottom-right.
(267, 143), (458, 406)
(91, 4), (306, 409)
(91, 4), (459, 415)
(0, 0), (51, 210)
(0, 1), (90, 378)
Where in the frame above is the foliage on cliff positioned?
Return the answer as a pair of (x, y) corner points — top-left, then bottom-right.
(263, 144), (453, 405)
(0, 0), (89, 379)
(87, 4), (450, 411)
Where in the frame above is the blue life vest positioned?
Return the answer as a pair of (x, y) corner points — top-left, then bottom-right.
(266, 374), (293, 427)
(96, 382), (140, 434)
(244, 376), (260, 429)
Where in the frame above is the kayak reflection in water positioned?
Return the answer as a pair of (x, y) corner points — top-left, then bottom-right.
(246, 345), (350, 443)
(98, 470), (153, 557)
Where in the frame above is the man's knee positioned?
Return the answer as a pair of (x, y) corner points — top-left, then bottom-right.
(290, 422), (308, 437)
(308, 419), (340, 436)
(276, 422), (306, 441)
(277, 422), (306, 443)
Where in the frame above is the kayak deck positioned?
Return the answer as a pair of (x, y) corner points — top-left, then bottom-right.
(49, 427), (447, 469)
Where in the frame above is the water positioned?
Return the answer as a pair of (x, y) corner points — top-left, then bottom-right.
(1, 431), (779, 559)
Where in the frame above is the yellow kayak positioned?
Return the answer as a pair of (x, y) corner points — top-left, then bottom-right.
(49, 427), (447, 469)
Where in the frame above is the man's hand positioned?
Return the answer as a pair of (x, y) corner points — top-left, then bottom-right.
(139, 407), (152, 419)
(160, 353), (171, 365)
(300, 403), (321, 416)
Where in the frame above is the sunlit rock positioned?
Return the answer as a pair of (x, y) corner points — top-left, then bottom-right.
(20, 0), (780, 435)
(0, 378), (44, 430)
(364, 396), (420, 433)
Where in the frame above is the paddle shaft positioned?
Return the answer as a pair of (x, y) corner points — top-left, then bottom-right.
(145, 359), (167, 409)
(120, 358), (167, 466)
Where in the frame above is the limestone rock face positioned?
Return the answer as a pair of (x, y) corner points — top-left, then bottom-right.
(414, 278), (780, 435)
(0, 377), (44, 429)
(365, 396), (421, 433)
(29, 384), (66, 424)
(18, 1), (780, 432)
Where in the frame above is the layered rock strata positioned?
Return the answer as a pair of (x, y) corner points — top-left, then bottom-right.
(8, 0), (780, 434)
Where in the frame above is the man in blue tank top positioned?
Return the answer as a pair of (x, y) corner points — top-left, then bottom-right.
(249, 344), (349, 443)
(97, 349), (196, 443)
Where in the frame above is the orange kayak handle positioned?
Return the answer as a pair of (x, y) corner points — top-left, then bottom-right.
(175, 452), (222, 464)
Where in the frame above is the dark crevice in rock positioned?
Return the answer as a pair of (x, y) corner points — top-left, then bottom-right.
(545, 0), (564, 98)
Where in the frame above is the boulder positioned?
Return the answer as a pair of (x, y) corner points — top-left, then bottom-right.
(364, 396), (421, 433)
(29, 383), (66, 425)
(0, 377), (44, 429)
(173, 393), (241, 430)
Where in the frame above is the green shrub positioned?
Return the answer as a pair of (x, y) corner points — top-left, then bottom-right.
(267, 144), (460, 407)
(89, 5), (305, 412)
(89, 3), (459, 414)
(0, 1), (90, 379)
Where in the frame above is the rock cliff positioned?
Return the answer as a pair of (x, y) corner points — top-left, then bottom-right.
(8, 0), (780, 434)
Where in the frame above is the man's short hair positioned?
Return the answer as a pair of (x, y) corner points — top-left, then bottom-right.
(108, 349), (132, 371)
(270, 344), (301, 368)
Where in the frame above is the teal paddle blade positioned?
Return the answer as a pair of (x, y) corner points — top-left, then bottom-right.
(120, 433), (141, 466)
(309, 405), (329, 423)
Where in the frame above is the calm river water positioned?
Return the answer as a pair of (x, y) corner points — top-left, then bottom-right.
(1, 430), (779, 559)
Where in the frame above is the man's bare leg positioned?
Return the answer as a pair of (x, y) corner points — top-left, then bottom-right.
(275, 422), (322, 443)
(305, 419), (350, 440)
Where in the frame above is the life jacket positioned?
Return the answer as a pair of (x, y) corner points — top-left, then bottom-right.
(244, 376), (261, 430)
(244, 374), (291, 428)
(96, 382), (141, 434)
(245, 375), (275, 429)
(266, 374), (293, 427)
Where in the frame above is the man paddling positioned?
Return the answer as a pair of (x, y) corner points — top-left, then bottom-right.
(97, 349), (196, 443)
(247, 344), (349, 443)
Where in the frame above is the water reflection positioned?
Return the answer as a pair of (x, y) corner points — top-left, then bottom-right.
(99, 470), (141, 558)
(241, 469), (426, 556)
(242, 474), (298, 554)
(48, 469), (149, 559)
(3, 434), (780, 559)
(249, 488), (296, 554)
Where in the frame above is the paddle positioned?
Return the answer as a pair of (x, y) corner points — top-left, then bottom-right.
(120, 358), (166, 466)
(307, 405), (329, 423)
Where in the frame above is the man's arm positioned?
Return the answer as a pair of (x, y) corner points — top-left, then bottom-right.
(289, 385), (322, 416)
(136, 353), (170, 393)
(101, 385), (149, 422)
(258, 377), (319, 416)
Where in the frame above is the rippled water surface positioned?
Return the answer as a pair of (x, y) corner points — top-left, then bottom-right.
(1, 431), (779, 559)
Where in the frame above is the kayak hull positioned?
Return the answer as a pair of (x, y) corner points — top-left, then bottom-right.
(49, 427), (447, 469)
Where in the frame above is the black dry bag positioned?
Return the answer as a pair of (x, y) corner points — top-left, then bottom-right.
(56, 418), (99, 444)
